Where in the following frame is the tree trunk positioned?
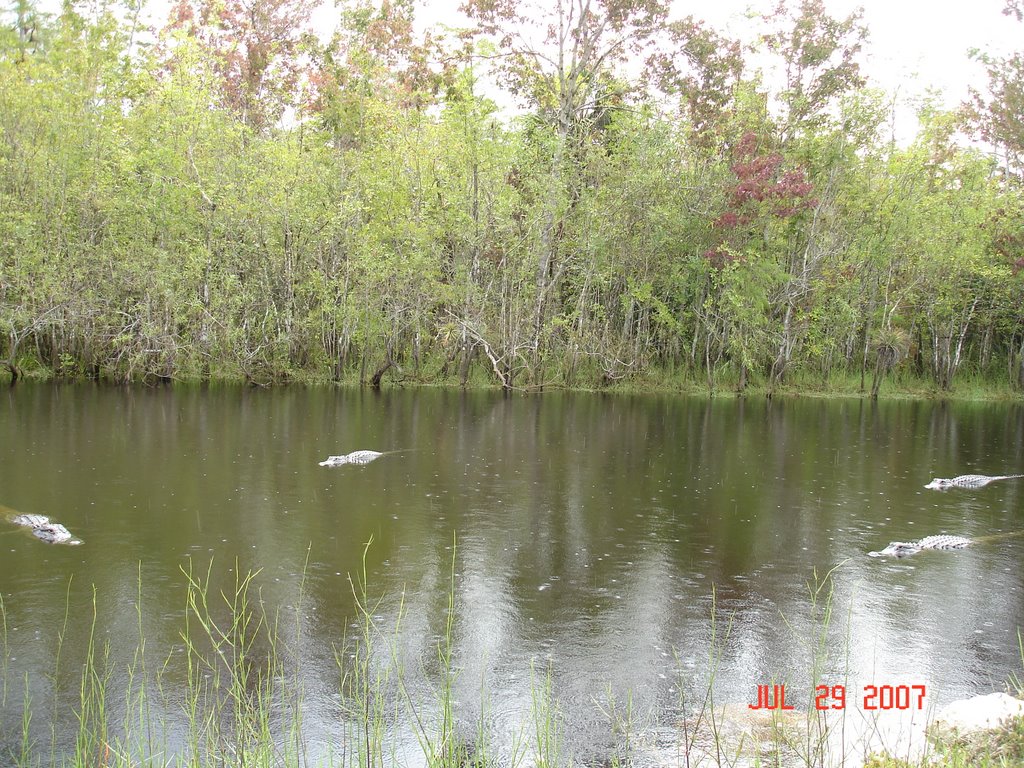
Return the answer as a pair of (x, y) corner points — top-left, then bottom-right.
(532, 122), (569, 377)
(870, 347), (894, 399)
(980, 323), (993, 371)
(3, 360), (20, 383)
(771, 301), (795, 391)
(1017, 336), (1024, 390)
(859, 319), (871, 393)
(458, 335), (474, 388)
(1019, 338), (1024, 390)
(370, 359), (393, 389)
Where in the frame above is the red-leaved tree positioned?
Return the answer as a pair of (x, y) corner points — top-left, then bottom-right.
(166, 0), (315, 131)
(705, 132), (816, 268)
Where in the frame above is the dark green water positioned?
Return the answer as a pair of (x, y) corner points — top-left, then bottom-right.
(2, 385), (1024, 763)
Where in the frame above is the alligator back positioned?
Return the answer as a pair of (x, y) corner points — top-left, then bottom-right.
(925, 474), (1024, 490)
(916, 535), (971, 550)
(948, 475), (1011, 488)
(319, 450), (386, 466)
(870, 534), (972, 557)
(343, 450), (384, 465)
(11, 513), (50, 527)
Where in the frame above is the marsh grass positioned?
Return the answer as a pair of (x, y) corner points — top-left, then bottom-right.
(73, 587), (113, 768)
(340, 538), (399, 768)
(1, 549), (1023, 768)
(179, 557), (309, 767)
(786, 560), (854, 768)
(0, 592), (7, 709)
(864, 713), (1024, 768)
(595, 685), (635, 768)
(703, 588), (735, 767)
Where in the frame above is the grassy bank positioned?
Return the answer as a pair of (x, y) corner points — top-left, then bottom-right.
(865, 715), (1024, 768)
(1, 552), (1023, 768)
(3, 362), (1024, 403)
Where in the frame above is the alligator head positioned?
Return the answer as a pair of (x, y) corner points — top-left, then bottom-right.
(868, 541), (921, 558)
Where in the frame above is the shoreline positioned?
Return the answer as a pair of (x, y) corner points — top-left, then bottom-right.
(3, 370), (1024, 403)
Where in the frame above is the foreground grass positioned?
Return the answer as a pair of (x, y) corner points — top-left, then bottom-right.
(2, 551), (1023, 768)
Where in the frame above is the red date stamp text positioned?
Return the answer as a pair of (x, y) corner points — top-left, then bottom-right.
(749, 684), (926, 711)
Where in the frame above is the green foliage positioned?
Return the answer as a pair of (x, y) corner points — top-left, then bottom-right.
(0, 0), (1022, 396)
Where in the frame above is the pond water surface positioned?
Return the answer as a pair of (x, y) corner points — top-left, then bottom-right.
(1, 385), (1024, 765)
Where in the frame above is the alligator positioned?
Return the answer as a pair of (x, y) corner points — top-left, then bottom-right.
(32, 523), (77, 544)
(868, 534), (972, 558)
(9, 513), (82, 545)
(319, 450), (385, 467)
(11, 513), (50, 528)
(925, 474), (1024, 490)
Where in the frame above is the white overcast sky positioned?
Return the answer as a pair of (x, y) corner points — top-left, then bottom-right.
(124, 0), (1019, 105)
(106, 0), (1022, 137)
(402, 0), (1021, 139)
(690, 0), (1020, 139)
(700, 0), (1020, 102)
(407, 0), (1020, 95)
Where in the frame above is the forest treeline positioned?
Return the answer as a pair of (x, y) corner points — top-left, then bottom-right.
(2, 0), (1024, 395)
